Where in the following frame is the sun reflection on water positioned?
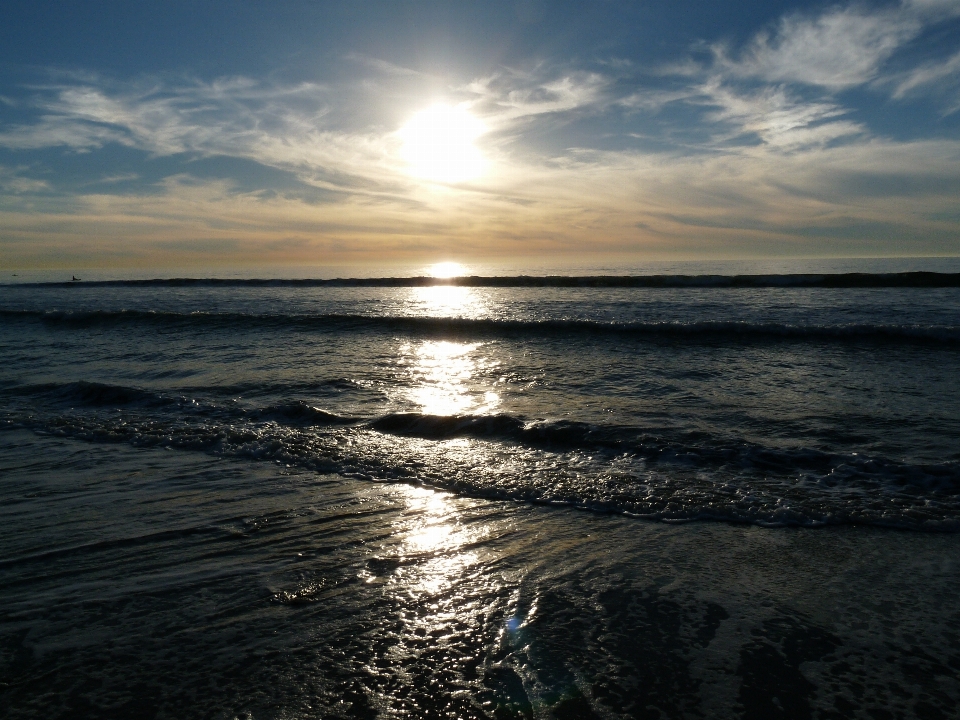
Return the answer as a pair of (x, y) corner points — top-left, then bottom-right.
(404, 487), (457, 553)
(396, 486), (482, 596)
(355, 483), (515, 712)
(409, 285), (486, 318)
(402, 340), (500, 416)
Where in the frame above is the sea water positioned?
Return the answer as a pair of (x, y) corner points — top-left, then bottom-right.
(1, 260), (959, 718)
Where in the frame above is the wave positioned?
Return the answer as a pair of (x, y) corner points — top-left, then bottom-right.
(256, 401), (360, 426)
(8, 271), (960, 288)
(363, 412), (960, 492)
(6, 381), (959, 493)
(3, 308), (958, 344)
(364, 409), (685, 451)
(20, 380), (183, 408)
(5, 406), (959, 532)
(5, 377), (960, 531)
(6, 382), (960, 488)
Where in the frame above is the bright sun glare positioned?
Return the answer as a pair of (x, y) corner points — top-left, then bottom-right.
(399, 105), (485, 183)
(427, 261), (465, 278)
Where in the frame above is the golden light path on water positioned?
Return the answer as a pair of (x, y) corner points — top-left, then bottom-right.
(395, 485), (484, 595)
(345, 271), (523, 707)
(402, 340), (501, 416)
(377, 279), (508, 621)
(398, 282), (501, 417)
(409, 285), (483, 317)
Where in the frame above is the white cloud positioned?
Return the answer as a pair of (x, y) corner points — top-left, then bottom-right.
(0, 78), (416, 198)
(710, 0), (960, 95)
(905, 0), (960, 20)
(889, 48), (960, 107)
(0, 69), (612, 202)
(463, 70), (608, 125)
(94, 172), (140, 184)
(0, 79), (304, 152)
(345, 53), (430, 78)
(717, 5), (921, 90)
(0, 110), (127, 151)
(617, 88), (693, 112)
(0, 166), (49, 193)
(697, 81), (865, 149)
(649, 0), (960, 145)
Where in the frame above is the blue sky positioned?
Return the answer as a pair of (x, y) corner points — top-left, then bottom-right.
(1, 0), (959, 268)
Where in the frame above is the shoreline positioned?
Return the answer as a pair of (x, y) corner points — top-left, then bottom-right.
(2, 429), (958, 718)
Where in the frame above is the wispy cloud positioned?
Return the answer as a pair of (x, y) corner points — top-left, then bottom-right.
(0, 77), (326, 153)
(696, 81), (865, 149)
(886, 48), (960, 112)
(617, 88), (692, 113)
(463, 69), (609, 127)
(0, 76), (418, 199)
(714, 4), (922, 90)
(345, 53), (431, 78)
(621, 0), (960, 148)
(95, 172), (140, 184)
(0, 165), (50, 193)
(905, 0), (960, 20)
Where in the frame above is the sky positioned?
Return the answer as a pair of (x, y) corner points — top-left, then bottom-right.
(1, 0), (960, 270)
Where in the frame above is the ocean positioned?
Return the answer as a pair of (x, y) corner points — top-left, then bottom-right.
(1, 259), (959, 719)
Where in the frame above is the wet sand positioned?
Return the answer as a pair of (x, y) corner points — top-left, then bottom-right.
(1, 429), (958, 719)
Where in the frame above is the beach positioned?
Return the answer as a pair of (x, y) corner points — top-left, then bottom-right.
(1, 266), (959, 718)
(4, 0), (960, 714)
(2, 430), (958, 718)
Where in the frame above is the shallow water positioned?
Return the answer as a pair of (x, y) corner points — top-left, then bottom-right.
(1, 269), (959, 717)
(2, 431), (958, 719)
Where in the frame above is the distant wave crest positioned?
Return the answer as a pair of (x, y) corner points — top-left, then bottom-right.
(8, 271), (960, 288)
(3, 308), (958, 344)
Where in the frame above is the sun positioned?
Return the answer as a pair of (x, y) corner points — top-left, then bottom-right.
(399, 105), (485, 183)
(426, 261), (466, 278)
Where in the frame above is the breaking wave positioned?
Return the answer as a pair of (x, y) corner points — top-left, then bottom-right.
(3, 381), (959, 532)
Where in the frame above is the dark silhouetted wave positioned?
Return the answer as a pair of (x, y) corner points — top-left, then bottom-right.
(6, 380), (959, 496)
(3, 308), (958, 344)
(7, 271), (960, 289)
(256, 401), (360, 426)
(5, 402), (959, 531)
(367, 412), (960, 491)
(21, 380), (181, 408)
(5, 375), (960, 530)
